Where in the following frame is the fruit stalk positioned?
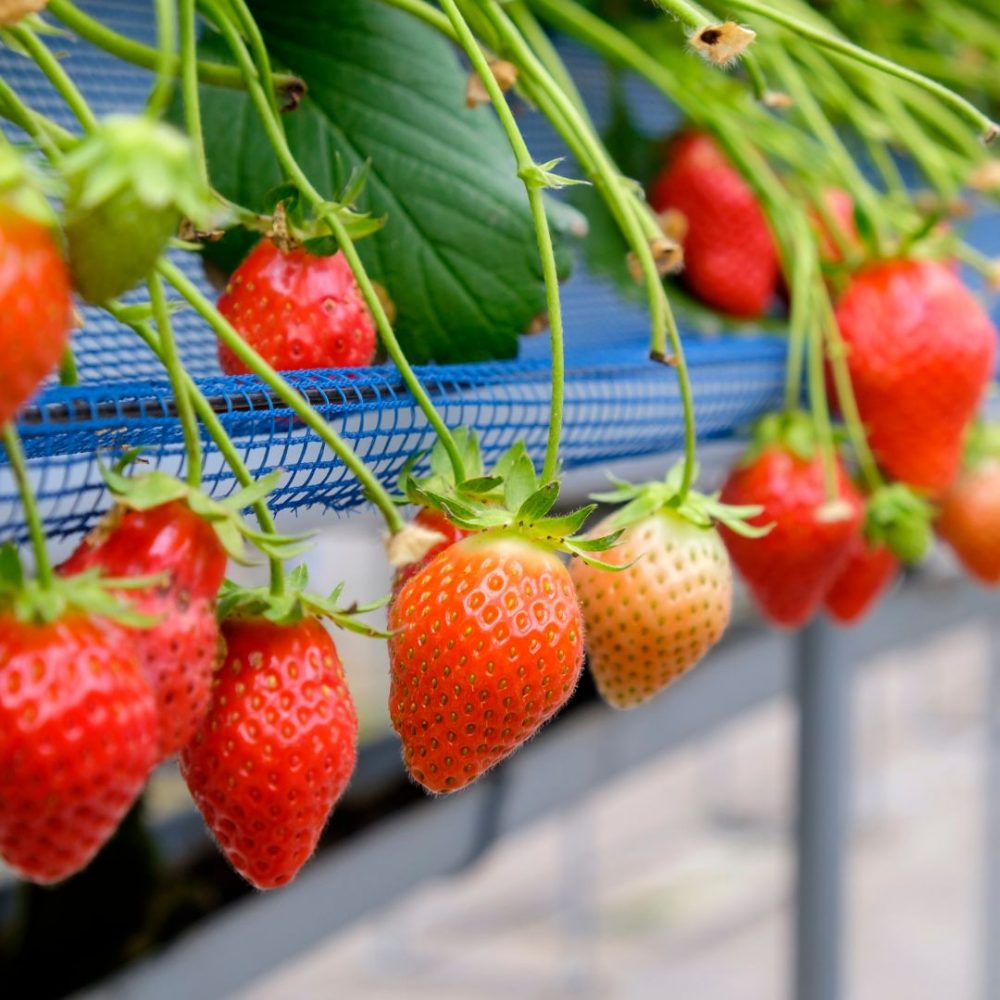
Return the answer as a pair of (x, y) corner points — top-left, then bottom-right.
(440, 0), (566, 484)
(480, 0), (699, 498)
(45, 0), (304, 97)
(114, 305), (288, 595)
(4, 23), (98, 131)
(1, 424), (54, 588)
(148, 272), (203, 488)
(199, 0), (469, 484)
(147, 0), (177, 120)
(158, 259), (406, 534)
(178, 0), (208, 186)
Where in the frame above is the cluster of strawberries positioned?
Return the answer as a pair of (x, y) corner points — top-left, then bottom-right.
(652, 130), (1000, 627)
(2, 121), (998, 897)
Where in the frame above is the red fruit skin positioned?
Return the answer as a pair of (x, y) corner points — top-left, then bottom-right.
(834, 260), (997, 493)
(0, 205), (73, 426)
(719, 447), (863, 628)
(937, 459), (1000, 585)
(180, 617), (359, 890)
(392, 508), (469, 597)
(824, 536), (898, 625)
(59, 501), (228, 760)
(649, 131), (779, 318)
(217, 239), (377, 374)
(0, 614), (157, 884)
(389, 535), (585, 794)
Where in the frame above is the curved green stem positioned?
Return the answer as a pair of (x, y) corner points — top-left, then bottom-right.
(147, 0), (177, 119)
(441, 0), (565, 482)
(226, 0), (282, 121)
(200, 0), (467, 485)
(159, 259), (405, 534)
(7, 24), (97, 132)
(722, 0), (998, 142)
(818, 291), (881, 493)
(481, 1), (699, 497)
(45, 0), (302, 96)
(2, 424), (53, 588)
(148, 273), (202, 487)
(179, 0), (208, 185)
(118, 308), (287, 596)
(805, 304), (838, 501)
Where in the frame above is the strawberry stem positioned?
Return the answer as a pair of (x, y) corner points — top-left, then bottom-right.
(115, 304), (288, 596)
(147, 0), (177, 120)
(159, 259), (407, 535)
(148, 273), (203, 488)
(5, 24), (98, 132)
(440, 0), (566, 484)
(199, 0), (470, 485)
(2, 424), (54, 589)
(45, 0), (304, 98)
(479, 0), (699, 498)
(178, 0), (209, 187)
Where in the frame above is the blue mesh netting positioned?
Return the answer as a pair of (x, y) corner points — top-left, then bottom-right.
(0, 2), (997, 542)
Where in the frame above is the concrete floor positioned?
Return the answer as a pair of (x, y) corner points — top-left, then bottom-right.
(236, 623), (992, 1000)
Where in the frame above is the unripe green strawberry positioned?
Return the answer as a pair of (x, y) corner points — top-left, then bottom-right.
(62, 116), (212, 303)
(572, 510), (732, 709)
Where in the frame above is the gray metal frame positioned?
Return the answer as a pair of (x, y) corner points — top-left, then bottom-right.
(81, 577), (998, 1000)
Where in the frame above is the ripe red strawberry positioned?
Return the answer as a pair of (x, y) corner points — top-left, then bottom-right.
(180, 616), (359, 890)
(719, 431), (863, 628)
(649, 130), (778, 317)
(0, 203), (72, 426)
(0, 613), (157, 884)
(571, 511), (731, 709)
(824, 535), (898, 625)
(59, 501), (227, 760)
(217, 239), (377, 374)
(389, 534), (585, 793)
(392, 507), (469, 597)
(834, 260), (997, 493)
(937, 458), (1000, 585)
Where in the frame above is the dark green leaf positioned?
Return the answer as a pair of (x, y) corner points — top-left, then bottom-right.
(185, 1), (570, 362)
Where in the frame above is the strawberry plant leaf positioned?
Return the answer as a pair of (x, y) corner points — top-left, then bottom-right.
(185, 1), (571, 363)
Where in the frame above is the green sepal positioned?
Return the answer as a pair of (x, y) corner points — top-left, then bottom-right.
(593, 461), (770, 538)
(0, 546), (163, 627)
(60, 115), (215, 224)
(100, 459), (309, 566)
(864, 483), (935, 564)
(217, 567), (390, 639)
(743, 410), (818, 465)
(400, 431), (613, 559)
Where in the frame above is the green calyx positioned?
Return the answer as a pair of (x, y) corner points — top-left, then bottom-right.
(963, 421), (1000, 471)
(102, 456), (308, 566)
(61, 115), (213, 223)
(61, 115), (216, 302)
(863, 483), (935, 564)
(744, 410), (822, 465)
(399, 432), (621, 568)
(0, 543), (161, 627)
(592, 461), (770, 539)
(240, 162), (386, 251)
(217, 565), (389, 638)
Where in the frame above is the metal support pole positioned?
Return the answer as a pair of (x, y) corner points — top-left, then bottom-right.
(794, 617), (853, 1000)
(983, 619), (1000, 1000)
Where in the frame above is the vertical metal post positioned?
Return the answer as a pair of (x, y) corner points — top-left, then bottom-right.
(983, 619), (1000, 1000)
(794, 617), (853, 1000)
